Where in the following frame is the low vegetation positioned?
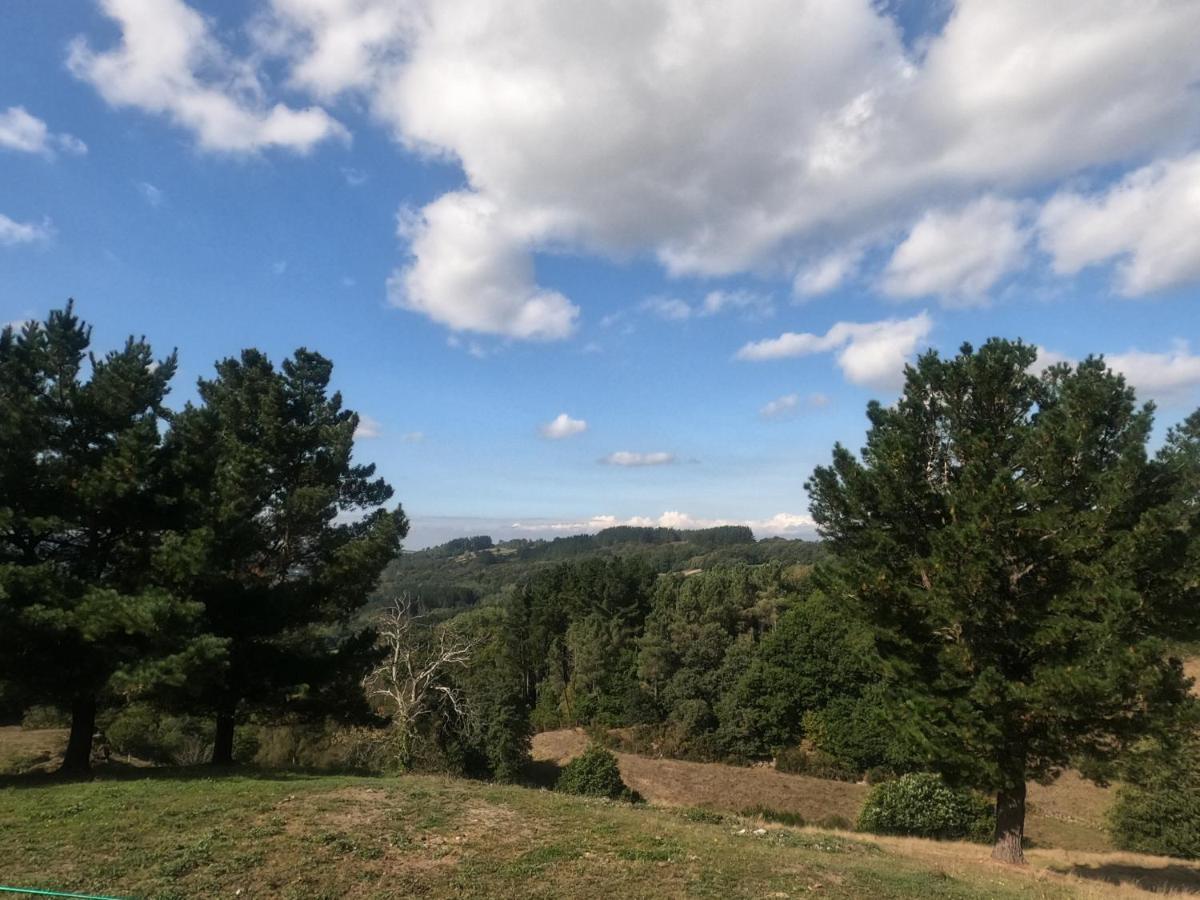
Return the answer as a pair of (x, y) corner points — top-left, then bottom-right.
(2, 770), (1195, 899)
(857, 773), (995, 843)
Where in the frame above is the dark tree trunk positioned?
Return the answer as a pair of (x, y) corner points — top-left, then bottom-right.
(60, 695), (97, 776)
(210, 706), (236, 766)
(991, 782), (1027, 864)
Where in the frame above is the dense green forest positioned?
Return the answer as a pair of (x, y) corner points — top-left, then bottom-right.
(371, 525), (825, 616)
(3, 305), (1198, 864)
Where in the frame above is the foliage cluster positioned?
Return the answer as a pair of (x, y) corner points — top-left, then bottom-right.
(857, 773), (995, 843)
(1108, 740), (1200, 859)
(555, 744), (635, 800)
(0, 303), (405, 772)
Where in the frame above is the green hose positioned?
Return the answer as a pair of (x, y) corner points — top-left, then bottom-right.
(0, 887), (125, 899)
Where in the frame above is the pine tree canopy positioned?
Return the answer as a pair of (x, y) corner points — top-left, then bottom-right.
(806, 338), (1199, 861)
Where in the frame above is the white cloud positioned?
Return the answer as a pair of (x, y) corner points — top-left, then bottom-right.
(136, 181), (164, 206)
(353, 413), (382, 439)
(1106, 343), (1200, 402)
(737, 312), (932, 389)
(601, 451), (676, 467)
(247, 0), (1200, 335)
(1038, 154), (1200, 296)
(511, 510), (815, 538)
(0, 213), (53, 246)
(0, 106), (87, 157)
(882, 196), (1028, 303)
(641, 296), (693, 322)
(401, 430), (425, 443)
(539, 412), (587, 440)
(387, 191), (578, 340)
(759, 392), (829, 420)
(69, 0), (347, 154)
(794, 249), (861, 298)
(641, 290), (773, 322)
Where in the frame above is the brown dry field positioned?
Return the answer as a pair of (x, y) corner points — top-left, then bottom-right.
(533, 728), (1114, 852)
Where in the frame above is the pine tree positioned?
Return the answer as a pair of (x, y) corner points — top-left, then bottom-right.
(163, 348), (406, 764)
(807, 339), (1198, 863)
(0, 303), (223, 773)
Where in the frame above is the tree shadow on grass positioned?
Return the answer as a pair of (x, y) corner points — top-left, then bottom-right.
(521, 759), (562, 790)
(0, 762), (367, 789)
(1059, 862), (1200, 894)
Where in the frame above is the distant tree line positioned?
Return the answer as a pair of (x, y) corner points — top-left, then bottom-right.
(0, 303), (406, 772)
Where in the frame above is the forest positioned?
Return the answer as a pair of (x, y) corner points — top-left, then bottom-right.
(2, 303), (1198, 867)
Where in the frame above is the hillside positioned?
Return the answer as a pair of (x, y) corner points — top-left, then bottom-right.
(372, 526), (824, 614)
(2, 769), (1197, 899)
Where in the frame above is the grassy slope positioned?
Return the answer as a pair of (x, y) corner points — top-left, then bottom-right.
(0, 770), (1160, 900)
(534, 729), (1114, 853)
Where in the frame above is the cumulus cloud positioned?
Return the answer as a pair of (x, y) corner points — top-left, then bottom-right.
(0, 213), (54, 246)
(243, 0), (1200, 335)
(0, 106), (87, 157)
(69, 0), (347, 154)
(737, 312), (932, 389)
(760, 392), (829, 420)
(881, 196), (1028, 303)
(1038, 154), (1200, 296)
(539, 412), (587, 439)
(387, 191), (579, 340)
(1106, 343), (1200, 402)
(511, 510), (815, 538)
(600, 451), (676, 467)
(353, 413), (382, 439)
(794, 250), (862, 298)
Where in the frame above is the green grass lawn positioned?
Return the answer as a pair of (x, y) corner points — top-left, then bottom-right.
(0, 770), (1081, 899)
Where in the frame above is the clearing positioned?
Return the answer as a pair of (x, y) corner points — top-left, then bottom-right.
(2, 769), (1199, 898)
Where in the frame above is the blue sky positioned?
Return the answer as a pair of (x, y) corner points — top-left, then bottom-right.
(3, 1), (1199, 548)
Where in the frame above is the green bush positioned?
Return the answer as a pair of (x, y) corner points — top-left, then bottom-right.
(1109, 752), (1200, 859)
(857, 773), (994, 842)
(556, 744), (635, 800)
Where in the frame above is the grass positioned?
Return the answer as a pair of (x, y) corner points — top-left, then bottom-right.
(1, 769), (1197, 898)
(534, 728), (1117, 852)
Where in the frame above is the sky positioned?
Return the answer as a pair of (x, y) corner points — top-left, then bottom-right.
(2, 0), (1199, 549)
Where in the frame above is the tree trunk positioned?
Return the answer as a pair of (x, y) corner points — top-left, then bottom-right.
(59, 695), (97, 776)
(210, 706), (236, 766)
(991, 782), (1027, 864)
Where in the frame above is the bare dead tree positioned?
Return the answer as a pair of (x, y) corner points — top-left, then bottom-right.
(363, 595), (473, 766)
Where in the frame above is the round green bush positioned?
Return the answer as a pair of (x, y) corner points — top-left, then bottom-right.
(556, 744), (633, 800)
(1109, 760), (1200, 859)
(857, 773), (994, 842)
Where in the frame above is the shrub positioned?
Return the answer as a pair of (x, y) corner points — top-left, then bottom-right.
(857, 773), (994, 842)
(556, 744), (635, 800)
(1108, 751), (1200, 859)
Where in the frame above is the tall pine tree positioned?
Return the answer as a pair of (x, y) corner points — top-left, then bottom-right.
(0, 303), (223, 773)
(807, 339), (1198, 863)
(163, 348), (406, 764)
